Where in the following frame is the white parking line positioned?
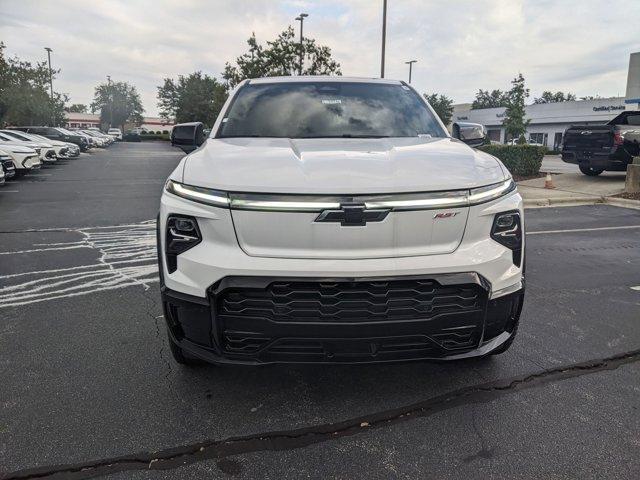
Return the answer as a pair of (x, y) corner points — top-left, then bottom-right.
(631, 286), (640, 291)
(0, 190), (19, 193)
(528, 225), (640, 235)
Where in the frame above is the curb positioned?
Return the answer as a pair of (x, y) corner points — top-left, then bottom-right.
(523, 196), (604, 208)
(604, 196), (640, 210)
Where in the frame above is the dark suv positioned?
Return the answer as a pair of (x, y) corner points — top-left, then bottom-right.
(10, 126), (90, 152)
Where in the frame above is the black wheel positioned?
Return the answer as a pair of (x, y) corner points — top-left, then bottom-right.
(579, 165), (604, 176)
(167, 333), (206, 366)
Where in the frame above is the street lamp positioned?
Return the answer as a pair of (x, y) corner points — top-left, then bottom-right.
(44, 47), (54, 125)
(295, 13), (308, 76)
(381, 0), (387, 78)
(107, 75), (113, 129)
(405, 60), (417, 83)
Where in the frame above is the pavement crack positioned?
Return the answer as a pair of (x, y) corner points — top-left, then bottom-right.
(138, 289), (172, 380)
(3, 348), (640, 480)
(462, 405), (495, 464)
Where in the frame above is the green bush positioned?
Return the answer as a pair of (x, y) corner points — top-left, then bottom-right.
(478, 144), (546, 176)
(139, 133), (170, 141)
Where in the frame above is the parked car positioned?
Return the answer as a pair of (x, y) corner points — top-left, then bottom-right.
(561, 110), (640, 176)
(122, 130), (142, 142)
(0, 132), (48, 163)
(70, 130), (98, 148)
(0, 143), (41, 173)
(10, 126), (90, 152)
(507, 138), (545, 147)
(24, 132), (80, 157)
(107, 128), (123, 140)
(0, 148), (17, 179)
(159, 76), (524, 366)
(86, 130), (114, 145)
(80, 129), (112, 147)
(0, 129), (66, 161)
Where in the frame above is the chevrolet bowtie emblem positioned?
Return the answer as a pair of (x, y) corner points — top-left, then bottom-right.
(315, 204), (389, 227)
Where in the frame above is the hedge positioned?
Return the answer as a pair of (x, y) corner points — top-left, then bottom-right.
(478, 144), (546, 176)
(139, 132), (170, 141)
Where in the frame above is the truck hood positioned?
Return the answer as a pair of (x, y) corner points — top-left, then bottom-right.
(181, 137), (506, 194)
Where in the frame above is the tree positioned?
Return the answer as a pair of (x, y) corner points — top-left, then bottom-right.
(579, 95), (603, 101)
(502, 73), (530, 141)
(66, 103), (88, 113)
(424, 93), (454, 125)
(157, 72), (227, 127)
(471, 89), (509, 109)
(91, 81), (144, 130)
(533, 91), (576, 104)
(222, 27), (341, 88)
(0, 42), (67, 126)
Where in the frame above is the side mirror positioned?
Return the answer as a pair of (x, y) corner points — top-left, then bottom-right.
(171, 122), (206, 154)
(452, 122), (487, 148)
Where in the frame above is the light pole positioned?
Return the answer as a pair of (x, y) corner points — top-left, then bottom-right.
(44, 47), (54, 125)
(381, 0), (387, 78)
(295, 13), (308, 76)
(107, 75), (113, 129)
(405, 60), (417, 83)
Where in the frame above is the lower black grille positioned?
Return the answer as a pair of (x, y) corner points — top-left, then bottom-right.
(214, 277), (488, 361)
(218, 279), (481, 323)
(2, 160), (15, 175)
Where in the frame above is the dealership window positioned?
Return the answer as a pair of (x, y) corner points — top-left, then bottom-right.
(553, 132), (563, 150)
(487, 129), (501, 142)
(529, 132), (548, 146)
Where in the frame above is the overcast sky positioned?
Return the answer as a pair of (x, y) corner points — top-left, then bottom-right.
(2, 0), (638, 117)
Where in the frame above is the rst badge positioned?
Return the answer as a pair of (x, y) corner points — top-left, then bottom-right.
(434, 212), (459, 219)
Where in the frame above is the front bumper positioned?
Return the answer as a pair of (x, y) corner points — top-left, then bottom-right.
(158, 188), (525, 365)
(42, 149), (57, 163)
(1, 159), (16, 178)
(161, 278), (523, 365)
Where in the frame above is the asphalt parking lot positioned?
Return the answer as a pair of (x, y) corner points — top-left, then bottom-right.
(1, 142), (639, 479)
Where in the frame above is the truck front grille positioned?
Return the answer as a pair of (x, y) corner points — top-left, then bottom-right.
(217, 278), (482, 323)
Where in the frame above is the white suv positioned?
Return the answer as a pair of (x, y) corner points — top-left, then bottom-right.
(107, 128), (122, 140)
(159, 77), (524, 366)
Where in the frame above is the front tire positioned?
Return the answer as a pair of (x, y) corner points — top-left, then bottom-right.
(579, 165), (604, 176)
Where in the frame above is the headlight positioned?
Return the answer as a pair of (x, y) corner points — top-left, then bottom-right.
(468, 178), (516, 205)
(165, 179), (229, 208)
(165, 215), (201, 273)
(491, 210), (523, 266)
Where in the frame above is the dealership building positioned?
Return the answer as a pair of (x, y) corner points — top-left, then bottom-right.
(452, 97), (629, 150)
(64, 113), (174, 132)
(452, 52), (640, 150)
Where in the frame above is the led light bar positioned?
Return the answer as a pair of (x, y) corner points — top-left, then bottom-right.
(231, 197), (341, 211)
(165, 180), (230, 207)
(363, 191), (468, 210)
(166, 179), (517, 211)
(468, 179), (516, 205)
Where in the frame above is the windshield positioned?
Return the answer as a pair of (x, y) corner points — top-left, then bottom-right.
(1, 130), (31, 141)
(0, 132), (18, 142)
(217, 81), (446, 139)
